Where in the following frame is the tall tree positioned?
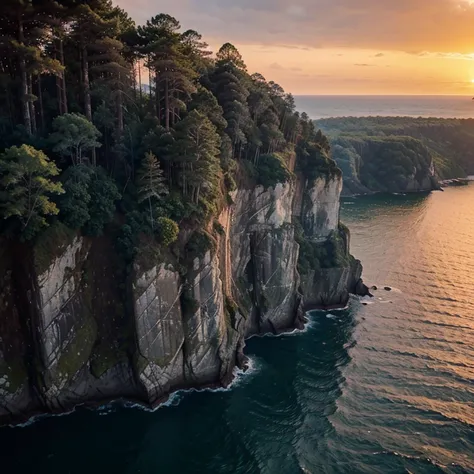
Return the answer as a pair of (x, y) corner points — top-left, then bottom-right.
(0, 144), (64, 238)
(208, 44), (250, 159)
(139, 14), (197, 130)
(135, 151), (168, 229)
(50, 113), (101, 166)
(172, 110), (221, 208)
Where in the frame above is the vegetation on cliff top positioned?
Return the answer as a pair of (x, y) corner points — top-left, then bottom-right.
(318, 117), (474, 187)
(330, 135), (435, 193)
(0, 1), (336, 258)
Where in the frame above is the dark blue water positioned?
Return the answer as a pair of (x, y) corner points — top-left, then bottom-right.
(294, 95), (474, 119)
(2, 186), (474, 473)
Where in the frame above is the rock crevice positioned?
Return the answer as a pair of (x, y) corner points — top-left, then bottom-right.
(0, 172), (366, 424)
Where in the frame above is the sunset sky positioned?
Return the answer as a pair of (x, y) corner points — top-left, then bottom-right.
(115, 0), (474, 95)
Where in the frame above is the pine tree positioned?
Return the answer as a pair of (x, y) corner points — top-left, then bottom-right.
(172, 110), (221, 209)
(136, 151), (168, 229)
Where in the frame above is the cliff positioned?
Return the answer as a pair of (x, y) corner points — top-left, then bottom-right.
(318, 117), (474, 178)
(0, 171), (366, 425)
(329, 136), (438, 196)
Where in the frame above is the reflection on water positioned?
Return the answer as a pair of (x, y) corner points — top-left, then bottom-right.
(2, 186), (474, 474)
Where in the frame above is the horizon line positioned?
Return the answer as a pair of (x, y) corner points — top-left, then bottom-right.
(294, 93), (474, 97)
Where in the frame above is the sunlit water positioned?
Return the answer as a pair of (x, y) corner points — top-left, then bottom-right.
(294, 95), (474, 119)
(2, 186), (474, 474)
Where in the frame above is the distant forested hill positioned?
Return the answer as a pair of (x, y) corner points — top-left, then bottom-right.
(316, 117), (474, 194)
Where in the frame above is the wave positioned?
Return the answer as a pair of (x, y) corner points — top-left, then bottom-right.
(371, 450), (457, 472)
(12, 357), (263, 428)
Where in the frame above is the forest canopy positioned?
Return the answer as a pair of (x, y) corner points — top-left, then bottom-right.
(317, 117), (474, 180)
(0, 0), (333, 251)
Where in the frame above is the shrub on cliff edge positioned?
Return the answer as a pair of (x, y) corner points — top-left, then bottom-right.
(256, 153), (292, 188)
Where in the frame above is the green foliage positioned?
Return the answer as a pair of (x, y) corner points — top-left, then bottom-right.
(115, 210), (148, 262)
(318, 117), (474, 180)
(296, 136), (341, 183)
(58, 164), (94, 229)
(0, 145), (64, 239)
(155, 217), (179, 246)
(34, 221), (76, 274)
(186, 230), (216, 259)
(213, 220), (225, 236)
(296, 219), (350, 275)
(50, 113), (101, 165)
(0, 1), (334, 262)
(330, 135), (433, 192)
(224, 173), (237, 192)
(135, 152), (168, 229)
(172, 110), (222, 216)
(83, 167), (121, 236)
(256, 153), (292, 188)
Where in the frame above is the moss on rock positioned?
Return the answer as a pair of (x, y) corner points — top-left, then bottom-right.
(56, 318), (97, 381)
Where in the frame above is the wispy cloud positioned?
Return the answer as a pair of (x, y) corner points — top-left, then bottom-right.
(116, 0), (474, 53)
(269, 62), (284, 70)
(415, 51), (474, 60)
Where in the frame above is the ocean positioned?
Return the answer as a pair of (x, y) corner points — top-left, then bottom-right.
(2, 186), (474, 473)
(294, 95), (474, 119)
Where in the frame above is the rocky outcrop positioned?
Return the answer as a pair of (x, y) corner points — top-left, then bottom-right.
(300, 176), (342, 240)
(330, 135), (439, 195)
(231, 183), (302, 335)
(0, 169), (366, 424)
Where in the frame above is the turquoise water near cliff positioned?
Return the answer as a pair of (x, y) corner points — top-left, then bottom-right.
(2, 185), (474, 473)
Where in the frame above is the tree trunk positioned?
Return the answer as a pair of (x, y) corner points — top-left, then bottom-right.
(148, 196), (154, 231)
(138, 59), (142, 102)
(131, 60), (137, 100)
(28, 75), (37, 135)
(117, 73), (124, 134)
(18, 14), (31, 135)
(82, 47), (92, 121)
(59, 38), (68, 113)
(164, 78), (170, 131)
(155, 72), (160, 121)
(37, 75), (44, 133)
(82, 46), (95, 165)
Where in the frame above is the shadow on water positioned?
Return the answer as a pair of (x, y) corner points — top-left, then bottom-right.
(341, 192), (431, 222)
(1, 310), (358, 474)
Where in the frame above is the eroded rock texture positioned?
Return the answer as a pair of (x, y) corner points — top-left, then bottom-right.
(0, 171), (366, 424)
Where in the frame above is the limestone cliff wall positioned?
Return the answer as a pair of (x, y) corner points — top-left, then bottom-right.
(0, 171), (366, 424)
(230, 183), (302, 335)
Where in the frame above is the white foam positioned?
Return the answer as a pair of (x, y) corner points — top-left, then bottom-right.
(122, 357), (262, 414)
(248, 318), (317, 340)
(13, 406), (79, 428)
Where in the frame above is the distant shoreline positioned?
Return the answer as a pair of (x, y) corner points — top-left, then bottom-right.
(294, 95), (474, 120)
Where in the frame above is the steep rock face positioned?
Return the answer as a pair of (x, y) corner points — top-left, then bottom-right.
(297, 175), (367, 308)
(330, 136), (438, 195)
(0, 234), (137, 421)
(132, 245), (241, 405)
(231, 183), (303, 335)
(0, 171), (365, 424)
(133, 263), (184, 401)
(34, 236), (136, 411)
(0, 240), (33, 419)
(300, 176), (342, 239)
(230, 173), (366, 333)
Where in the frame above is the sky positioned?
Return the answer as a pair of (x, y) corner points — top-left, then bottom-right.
(115, 0), (474, 95)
